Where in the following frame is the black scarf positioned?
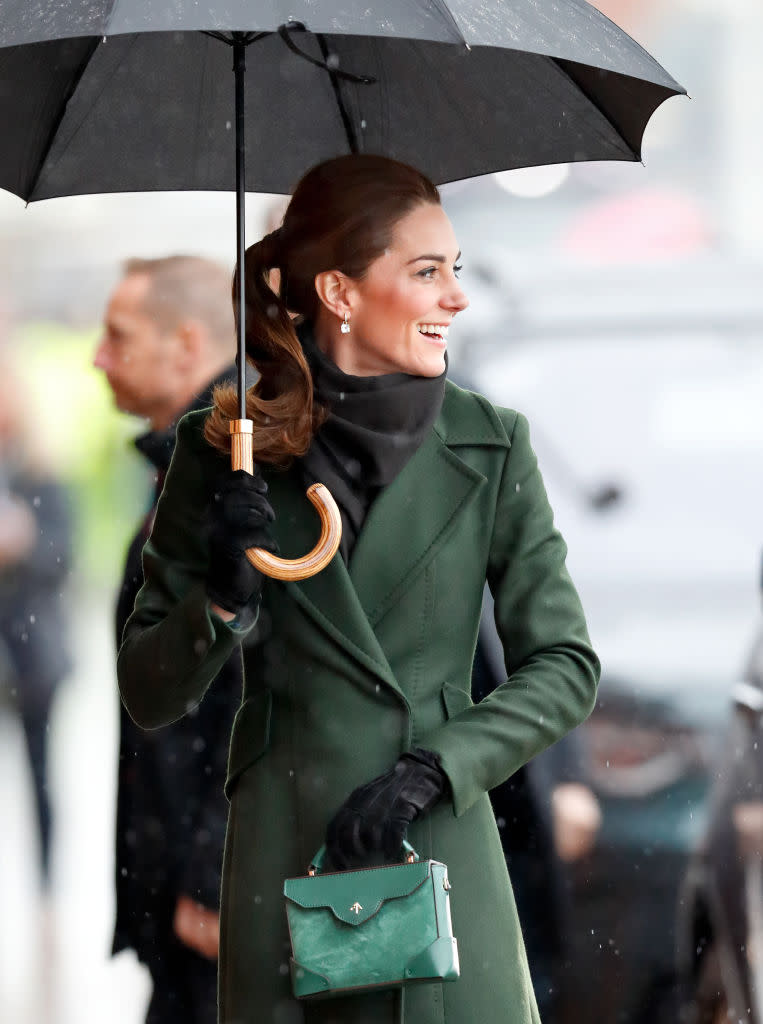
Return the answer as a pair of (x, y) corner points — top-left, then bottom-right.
(298, 324), (446, 562)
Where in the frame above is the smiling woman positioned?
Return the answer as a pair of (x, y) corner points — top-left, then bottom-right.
(117, 153), (600, 1024)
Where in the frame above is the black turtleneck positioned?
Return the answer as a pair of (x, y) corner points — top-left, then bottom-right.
(298, 324), (446, 562)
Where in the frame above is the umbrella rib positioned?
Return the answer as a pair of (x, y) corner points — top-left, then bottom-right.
(27, 37), (101, 201)
(426, 0), (471, 50)
(202, 31), (268, 48)
(204, 30), (233, 45)
(549, 57), (640, 161)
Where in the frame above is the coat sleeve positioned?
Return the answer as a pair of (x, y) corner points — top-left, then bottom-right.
(117, 414), (257, 729)
(422, 411), (600, 817)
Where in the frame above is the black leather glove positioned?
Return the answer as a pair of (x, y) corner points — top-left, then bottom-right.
(326, 748), (447, 870)
(206, 469), (277, 615)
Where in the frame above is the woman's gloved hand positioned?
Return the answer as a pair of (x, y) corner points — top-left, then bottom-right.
(206, 469), (277, 615)
(326, 748), (447, 869)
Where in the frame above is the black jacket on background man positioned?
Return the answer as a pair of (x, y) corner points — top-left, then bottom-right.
(112, 370), (242, 965)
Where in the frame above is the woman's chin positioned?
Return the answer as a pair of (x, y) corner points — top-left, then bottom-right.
(422, 351), (447, 376)
(412, 341), (447, 376)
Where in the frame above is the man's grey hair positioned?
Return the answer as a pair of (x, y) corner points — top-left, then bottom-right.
(123, 255), (234, 348)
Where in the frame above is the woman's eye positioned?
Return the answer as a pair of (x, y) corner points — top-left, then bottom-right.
(453, 263), (463, 278)
(417, 266), (437, 279)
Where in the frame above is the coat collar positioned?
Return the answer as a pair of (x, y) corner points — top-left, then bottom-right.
(265, 382), (510, 695)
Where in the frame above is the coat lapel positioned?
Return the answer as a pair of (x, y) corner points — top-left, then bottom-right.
(264, 466), (400, 693)
(348, 425), (486, 626)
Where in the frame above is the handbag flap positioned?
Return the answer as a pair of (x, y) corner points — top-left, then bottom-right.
(284, 861), (432, 926)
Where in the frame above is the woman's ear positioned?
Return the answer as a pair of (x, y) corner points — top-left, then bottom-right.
(314, 270), (354, 320)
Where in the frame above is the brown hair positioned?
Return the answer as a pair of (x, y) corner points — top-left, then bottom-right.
(204, 154), (440, 466)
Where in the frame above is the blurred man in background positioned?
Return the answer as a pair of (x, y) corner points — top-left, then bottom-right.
(95, 256), (239, 1024)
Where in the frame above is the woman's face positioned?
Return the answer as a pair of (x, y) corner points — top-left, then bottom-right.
(325, 202), (468, 377)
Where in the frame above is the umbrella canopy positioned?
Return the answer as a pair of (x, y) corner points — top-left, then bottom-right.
(0, 0), (684, 202)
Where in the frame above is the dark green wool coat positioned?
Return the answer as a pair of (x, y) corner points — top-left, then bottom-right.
(118, 381), (600, 1024)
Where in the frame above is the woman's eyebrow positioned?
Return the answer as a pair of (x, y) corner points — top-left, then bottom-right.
(406, 250), (462, 265)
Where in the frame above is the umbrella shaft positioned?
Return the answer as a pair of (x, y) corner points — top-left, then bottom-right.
(234, 39), (247, 420)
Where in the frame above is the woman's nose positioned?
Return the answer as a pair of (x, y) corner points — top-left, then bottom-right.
(443, 281), (469, 314)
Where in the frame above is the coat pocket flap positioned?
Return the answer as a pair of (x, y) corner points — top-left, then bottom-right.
(284, 862), (432, 925)
(224, 690), (272, 799)
(441, 681), (473, 719)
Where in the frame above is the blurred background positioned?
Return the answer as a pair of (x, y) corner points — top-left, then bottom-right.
(1, 0), (762, 1022)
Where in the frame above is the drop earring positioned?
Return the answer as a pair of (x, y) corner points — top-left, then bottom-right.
(340, 312), (351, 334)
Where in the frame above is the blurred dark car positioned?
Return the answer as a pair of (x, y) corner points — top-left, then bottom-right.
(678, 562), (763, 1024)
(446, 243), (763, 1023)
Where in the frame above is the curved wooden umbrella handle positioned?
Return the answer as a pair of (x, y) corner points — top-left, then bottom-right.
(230, 419), (342, 581)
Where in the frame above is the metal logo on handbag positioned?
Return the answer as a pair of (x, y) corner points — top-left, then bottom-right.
(283, 841), (460, 999)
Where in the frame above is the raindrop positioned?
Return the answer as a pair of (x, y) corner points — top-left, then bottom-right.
(515, 483), (521, 493)
(29, 614), (35, 624)
(225, 120), (232, 131)
(326, 53), (339, 70)
(33, 495), (41, 507)
(361, 119), (367, 130)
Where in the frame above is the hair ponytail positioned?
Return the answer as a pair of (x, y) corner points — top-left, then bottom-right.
(204, 229), (325, 466)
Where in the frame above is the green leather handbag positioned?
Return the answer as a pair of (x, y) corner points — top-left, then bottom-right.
(283, 842), (460, 999)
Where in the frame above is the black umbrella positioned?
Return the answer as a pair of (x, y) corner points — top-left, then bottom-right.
(0, 0), (684, 578)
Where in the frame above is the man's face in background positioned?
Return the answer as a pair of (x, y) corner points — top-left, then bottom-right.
(94, 272), (183, 424)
